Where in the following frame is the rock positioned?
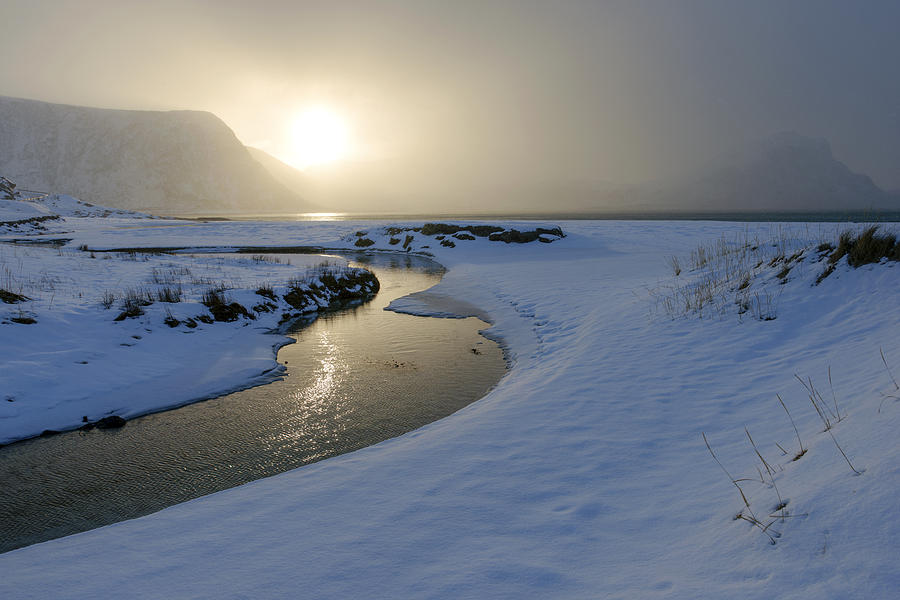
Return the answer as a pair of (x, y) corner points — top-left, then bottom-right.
(95, 415), (127, 429)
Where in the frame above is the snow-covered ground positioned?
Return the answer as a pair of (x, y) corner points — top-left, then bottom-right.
(2, 208), (900, 598)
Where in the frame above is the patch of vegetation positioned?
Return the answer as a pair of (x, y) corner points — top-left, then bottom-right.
(202, 288), (249, 322)
(251, 254), (283, 264)
(114, 306), (144, 321)
(150, 266), (192, 285)
(163, 310), (180, 327)
(776, 264), (791, 281)
(817, 226), (900, 282)
(0, 289), (28, 304)
(114, 287), (154, 320)
(100, 291), (116, 309)
(255, 285), (276, 300)
(285, 267), (380, 310)
(652, 229), (799, 321)
(156, 285), (183, 303)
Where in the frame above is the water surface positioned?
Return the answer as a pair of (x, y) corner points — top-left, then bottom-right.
(0, 253), (506, 553)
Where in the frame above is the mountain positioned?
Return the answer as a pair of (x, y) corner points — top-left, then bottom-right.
(246, 147), (315, 204)
(0, 96), (312, 214)
(647, 132), (896, 213)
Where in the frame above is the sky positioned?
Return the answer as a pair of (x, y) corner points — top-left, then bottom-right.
(2, 0), (899, 211)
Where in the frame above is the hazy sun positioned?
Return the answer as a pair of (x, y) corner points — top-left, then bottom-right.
(288, 107), (350, 169)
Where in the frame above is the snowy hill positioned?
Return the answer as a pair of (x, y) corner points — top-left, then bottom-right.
(0, 96), (313, 215)
(648, 132), (895, 212)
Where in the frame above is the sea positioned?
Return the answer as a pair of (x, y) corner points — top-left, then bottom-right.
(176, 210), (900, 223)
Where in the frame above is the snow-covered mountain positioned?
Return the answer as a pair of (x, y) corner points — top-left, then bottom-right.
(0, 96), (312, 214)
(649, 132), (896, 212)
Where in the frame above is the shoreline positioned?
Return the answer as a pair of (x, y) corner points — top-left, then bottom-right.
(1, 246), (506, 448)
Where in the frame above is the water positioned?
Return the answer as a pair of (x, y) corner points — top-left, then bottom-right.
(176, 210), (900, 222)
(0, 253), (506, 553)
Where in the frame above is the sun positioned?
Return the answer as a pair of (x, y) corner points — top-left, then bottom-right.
(287, 107), (350, 169)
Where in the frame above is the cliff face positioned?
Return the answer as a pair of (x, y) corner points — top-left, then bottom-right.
(0, 96), (309, 214)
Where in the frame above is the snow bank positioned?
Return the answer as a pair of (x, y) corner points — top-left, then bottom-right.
(2, 218), (900, 599)
(0, 244), (376, 443)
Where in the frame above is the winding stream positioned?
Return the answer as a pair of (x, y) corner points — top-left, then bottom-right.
(0, 253), (506, 553)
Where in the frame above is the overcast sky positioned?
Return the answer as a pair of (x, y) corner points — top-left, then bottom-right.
(2, 0), (899, 209)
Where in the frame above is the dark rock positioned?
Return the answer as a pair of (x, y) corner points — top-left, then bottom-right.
(388, 237), (401, 245)
(488, 226), (565, 244)
(453, 233), (476, 241)
(95, 415), (127, 429)
(40, 429), (61, 437)
(440, 239), (456, 247)
(402, 234), (415, 250)
(10, 316), (37, 324)
(354, 237), (375, 247)
(466, 225), (505, 237)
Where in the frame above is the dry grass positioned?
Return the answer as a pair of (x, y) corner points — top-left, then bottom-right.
(818, 226), (900, 282)
(652, 229), (802, 321)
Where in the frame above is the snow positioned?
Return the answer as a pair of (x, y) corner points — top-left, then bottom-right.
(2, 210), (900, 599)
(0, 95), (306, 214)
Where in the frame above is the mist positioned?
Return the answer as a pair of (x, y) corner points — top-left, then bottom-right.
(2, 0), (899, 212)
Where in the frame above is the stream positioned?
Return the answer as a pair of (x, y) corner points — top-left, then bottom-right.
(0, 252), (506, 553)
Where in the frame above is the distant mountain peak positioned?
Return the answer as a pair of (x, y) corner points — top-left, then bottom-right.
(757, 131), (831, 153)
(649, 131), (894, 212)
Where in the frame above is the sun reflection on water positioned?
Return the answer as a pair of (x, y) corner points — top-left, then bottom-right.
(271, 331), (353, 458)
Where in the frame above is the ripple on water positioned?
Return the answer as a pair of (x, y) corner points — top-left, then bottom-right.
(0, 253), (506, 553)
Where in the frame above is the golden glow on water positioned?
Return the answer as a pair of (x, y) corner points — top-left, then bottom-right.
(298, 212), (346, 221)
(280, 331), (351, 454)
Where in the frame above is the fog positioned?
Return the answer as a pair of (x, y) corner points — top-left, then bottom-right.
(2, 0), (899, 212)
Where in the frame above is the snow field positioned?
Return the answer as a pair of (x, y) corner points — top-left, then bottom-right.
(1, 217), (899, 598)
